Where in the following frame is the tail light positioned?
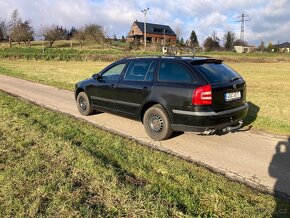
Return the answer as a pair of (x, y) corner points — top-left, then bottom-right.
(192, 85), (212, 105)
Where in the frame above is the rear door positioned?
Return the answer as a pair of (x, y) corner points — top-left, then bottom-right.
(114, 60), (156, 117)
(192, 62), (246, 112)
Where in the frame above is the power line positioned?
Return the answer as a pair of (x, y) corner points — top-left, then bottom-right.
(236, 13), (250, 42)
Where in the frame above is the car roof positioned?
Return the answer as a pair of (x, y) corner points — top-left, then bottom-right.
(124, 56), (222, 62)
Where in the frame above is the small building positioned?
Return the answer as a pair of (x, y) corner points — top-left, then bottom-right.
(127, 20), (177, 46)
(234, 46), (256, 53)
(276, 42), (290, 52)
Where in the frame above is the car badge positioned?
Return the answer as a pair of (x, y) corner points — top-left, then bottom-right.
(233, 84), (237, 89)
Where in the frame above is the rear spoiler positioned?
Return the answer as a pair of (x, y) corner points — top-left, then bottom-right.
(191, 59), (223, 65)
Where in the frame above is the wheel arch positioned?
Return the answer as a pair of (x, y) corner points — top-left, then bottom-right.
(75, 87), (85, 100)
(140, 101), (172, 123)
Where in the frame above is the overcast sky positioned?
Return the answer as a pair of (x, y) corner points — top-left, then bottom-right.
(0, 0), (289, 45)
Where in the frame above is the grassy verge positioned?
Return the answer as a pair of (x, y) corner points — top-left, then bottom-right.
(0, 60), (289, 135)
(0, 91), (289, 217)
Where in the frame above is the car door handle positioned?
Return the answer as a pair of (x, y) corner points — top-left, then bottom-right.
(143, 86), (148, 90)
(111, 84), (116, 88)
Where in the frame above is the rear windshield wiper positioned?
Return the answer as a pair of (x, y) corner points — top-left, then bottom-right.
(230, 77), (241, 82)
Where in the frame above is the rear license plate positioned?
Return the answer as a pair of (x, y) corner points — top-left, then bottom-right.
(224, 91), (241, 102)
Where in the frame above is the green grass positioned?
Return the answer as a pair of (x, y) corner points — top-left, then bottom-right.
(0, 59), (289, 135)
(0, 91), (289, 217)
(1, 42), (290, 62)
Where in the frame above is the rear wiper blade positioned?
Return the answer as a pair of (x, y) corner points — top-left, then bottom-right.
(230, 77), (241, 82)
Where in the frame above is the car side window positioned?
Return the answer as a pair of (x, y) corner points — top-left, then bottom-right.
(124, 60), (155, 81)
(101, 63), (126, 81)
(158, 61), (194, 83)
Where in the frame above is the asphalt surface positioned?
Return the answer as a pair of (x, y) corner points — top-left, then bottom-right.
(0, 74), (289, 198)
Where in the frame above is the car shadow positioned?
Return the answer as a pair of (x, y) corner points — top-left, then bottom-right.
(269, 137), (290, 217)
(243, 101), (260, 128)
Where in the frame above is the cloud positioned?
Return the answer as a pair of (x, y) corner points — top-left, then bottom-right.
(0, 0), (289, 45)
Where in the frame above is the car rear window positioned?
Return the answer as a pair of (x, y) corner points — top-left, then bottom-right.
(192, 63), (241, 84)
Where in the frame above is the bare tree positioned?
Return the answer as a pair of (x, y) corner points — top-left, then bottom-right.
(0, 20), (7, 41)
(73, 27), (86, 49)
(8, 10), (33, 45)
(174, 25), (182, 42)
(9, 9), (20, 29)
(84, 24), (105, 44)
(43, 26), (64, 47)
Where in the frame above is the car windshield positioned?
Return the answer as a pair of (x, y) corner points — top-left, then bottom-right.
(192, 63), (241, 84)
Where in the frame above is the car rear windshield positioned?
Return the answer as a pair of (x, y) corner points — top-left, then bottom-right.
(192, 63), (241, 84)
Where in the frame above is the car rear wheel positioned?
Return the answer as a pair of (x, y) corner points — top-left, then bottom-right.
(143, 104), (173, 141)
(77, 92), (94, 116)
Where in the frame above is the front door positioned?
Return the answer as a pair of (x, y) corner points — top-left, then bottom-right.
(86, 63), (127, 112)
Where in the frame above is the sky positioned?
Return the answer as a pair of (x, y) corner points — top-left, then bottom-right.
(0, 0), (289, 46)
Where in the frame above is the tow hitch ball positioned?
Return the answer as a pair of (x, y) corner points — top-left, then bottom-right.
(225, 120), (243, 132)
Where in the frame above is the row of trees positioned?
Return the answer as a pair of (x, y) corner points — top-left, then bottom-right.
(0, 10), (106, 48)
(176, 30), (248, 51)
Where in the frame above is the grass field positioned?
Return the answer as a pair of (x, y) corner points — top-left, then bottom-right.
(1, 91), (290, 217)
(1, 41), (290, 62)
(0, 59), (289, 135)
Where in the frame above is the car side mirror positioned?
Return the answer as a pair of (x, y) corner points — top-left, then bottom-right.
(92, 74), (101, 80)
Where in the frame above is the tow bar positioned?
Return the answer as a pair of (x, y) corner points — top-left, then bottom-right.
(225, 120), (243, 132)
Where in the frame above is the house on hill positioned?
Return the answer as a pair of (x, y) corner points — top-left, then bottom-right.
(276, 42), (290, 52)
(127, 20), (177, 46)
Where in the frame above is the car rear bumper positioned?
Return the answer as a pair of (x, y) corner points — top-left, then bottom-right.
(171, 103), (249, 132)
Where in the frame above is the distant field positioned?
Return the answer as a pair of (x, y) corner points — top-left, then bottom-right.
(1, 41), (290, 62)
(1, 91), (290, 217)
(0, 60), (289, 135)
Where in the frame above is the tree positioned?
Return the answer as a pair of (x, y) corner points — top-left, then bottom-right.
(84, 24), (104, 44)
(174, 25), (182, 43)
(189, 30), (199, 47)
(121, 35), (126, 43)
(203, 37), (214, 51)
(8, 10), (33, 45)
(179, 37), (185, 46)
(233, 39), (248, 46)
(112, 33), (117, 41)
(223, 31), (236, 50)
(73, 27), (86, 49)
(9, 9), (20, 29)
(0, 20), (7, 41)
(267, 42), (277, 52)
(257, 41), (265, 52)
(44, 26), (64, 47)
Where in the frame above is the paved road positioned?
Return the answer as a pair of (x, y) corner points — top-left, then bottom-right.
(0, 75), (289, 198)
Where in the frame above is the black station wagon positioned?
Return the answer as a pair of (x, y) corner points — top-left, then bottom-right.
(75, 56), (248, 140)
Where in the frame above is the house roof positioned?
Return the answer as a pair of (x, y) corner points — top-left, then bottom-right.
(134, 21), (176, 36)
(276, 42), (290, 48)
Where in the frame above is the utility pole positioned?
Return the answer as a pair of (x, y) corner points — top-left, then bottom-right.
(141, 8), (149, 49)
(212, 31), (217, 50)
(236, 13), (250, 43)
(163, 29), (166, 46)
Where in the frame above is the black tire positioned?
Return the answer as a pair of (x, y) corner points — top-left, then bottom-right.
(76, 92), (94, 116)
(143, 104), (173, 141)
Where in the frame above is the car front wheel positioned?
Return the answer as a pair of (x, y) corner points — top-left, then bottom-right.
(143, 104), (173, 141)
(77, 92), (94, 116)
